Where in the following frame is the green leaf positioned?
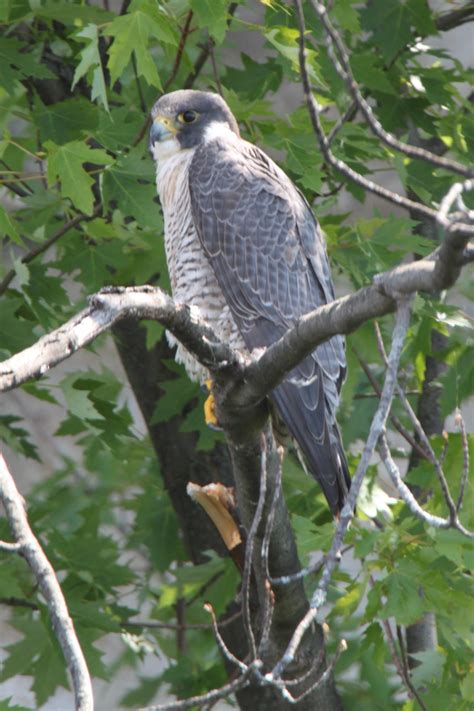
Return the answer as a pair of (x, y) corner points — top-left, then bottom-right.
(440, 348), (474, 416)
(0, 616), (68, 707)
(0, 204), (22, 245)
(35, 1), (113, 25)
(102, 149), (158, 228)
(0, 38), (53, 93)
(331, 0), (361, 33)
(72, 25), (109, 112)
(381, 570), (426, 625)
(265, 27), (323, 84)
(105, 6), (175, 88)
(59, 374), (105, 423)
(0, 298), (37, 357)
(190, 0), (228, 44)
(410, 650), (445, 687)
(351, 53), (396, 95)
(46, 140), (112, 214)
(460, 672), (474, 702)
(152, 376), (199, 424)
(34, 97), (99, 145)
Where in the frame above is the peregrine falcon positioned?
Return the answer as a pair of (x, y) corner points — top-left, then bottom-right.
(150, 90), (349, 515)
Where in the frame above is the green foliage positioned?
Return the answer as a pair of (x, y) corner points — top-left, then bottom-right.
(0, 0), (472, 709)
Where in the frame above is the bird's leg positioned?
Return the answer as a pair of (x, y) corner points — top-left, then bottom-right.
(204, 379), (222, 430)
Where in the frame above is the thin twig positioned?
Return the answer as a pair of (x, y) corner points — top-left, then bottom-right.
(122, 610), (242, 632)
(327, 100), (357, 145)
(454, 409), (470, 513)
(279, 640), (347, 704)
(378, 434), (472, 537)
(0, 158), (34, 196)
(259, 450), (282, 651)
(371, 578), (428, 711)
(209, 41), (224, 97)
(242, 437), (269, 660)
(137, 662), (259, 711)
(436, 2), (474, 31)
(132, 52), (147, 114)
(204, 603), (247, 672)
(354, 345), (430, 461)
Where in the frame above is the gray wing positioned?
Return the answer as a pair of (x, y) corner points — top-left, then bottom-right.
(189, 136), (349, 514)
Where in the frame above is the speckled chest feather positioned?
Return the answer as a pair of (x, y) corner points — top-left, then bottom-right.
(155, 148), (245, 383)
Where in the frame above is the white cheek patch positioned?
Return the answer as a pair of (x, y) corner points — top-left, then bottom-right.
(151, 136), (182, 162)
(204, 121), (237, 144)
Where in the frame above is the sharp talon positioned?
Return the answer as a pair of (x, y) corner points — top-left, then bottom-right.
(203, 379), (222, 430)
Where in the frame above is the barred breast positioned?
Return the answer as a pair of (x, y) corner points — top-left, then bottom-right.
(155, 149), (246, 383)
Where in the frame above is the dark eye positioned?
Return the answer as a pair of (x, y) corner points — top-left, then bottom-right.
(178, 110), (198, 124)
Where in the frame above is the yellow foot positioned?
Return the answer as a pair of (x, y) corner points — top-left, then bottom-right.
(204, 379), (221, 430)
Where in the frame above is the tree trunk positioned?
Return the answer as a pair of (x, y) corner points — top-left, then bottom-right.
(114, 320), (343, 709)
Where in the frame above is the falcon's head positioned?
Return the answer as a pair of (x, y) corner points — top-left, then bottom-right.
(149, 90), (240, 160)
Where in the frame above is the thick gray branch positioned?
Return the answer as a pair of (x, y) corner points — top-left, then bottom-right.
(0, 286), (240, 393)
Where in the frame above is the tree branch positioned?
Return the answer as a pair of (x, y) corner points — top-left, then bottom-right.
(0, 453), (93, 711)
(309, 0), (473, 178)
(293, 0), (474, 224)
(269, 299), (413, 681)
(436, 2), (474, 32)
(0, 286), (241, 393)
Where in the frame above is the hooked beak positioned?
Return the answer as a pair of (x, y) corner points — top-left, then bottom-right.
(149, 116), (177, 146)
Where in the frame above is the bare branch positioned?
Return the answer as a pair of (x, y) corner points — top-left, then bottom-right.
(378, 434), (473, 538)
(354, 346), (430, 461)
(204, 603), (248, 672)
(121, 610), (242, 632)
(137, 662), (259, 711)
(280, 640), (347, 705)
(454, 409), (470, 513)
(293, 0), (438, 221)
(309, 0), (473, 179)
(269, 299), (413, 681)
(0, 540), (22, 552)
(375, 324), (472, 536)
(436, 2), (474, 32)
(327, 99), (358, 145)
(0, 286), (241, 393)
(259, 451), (282, 652)
(0, 453), (93, 711)
(241, 437), (268, 660)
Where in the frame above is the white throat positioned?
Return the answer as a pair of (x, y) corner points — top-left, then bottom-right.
(151, 135), (182, 163)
